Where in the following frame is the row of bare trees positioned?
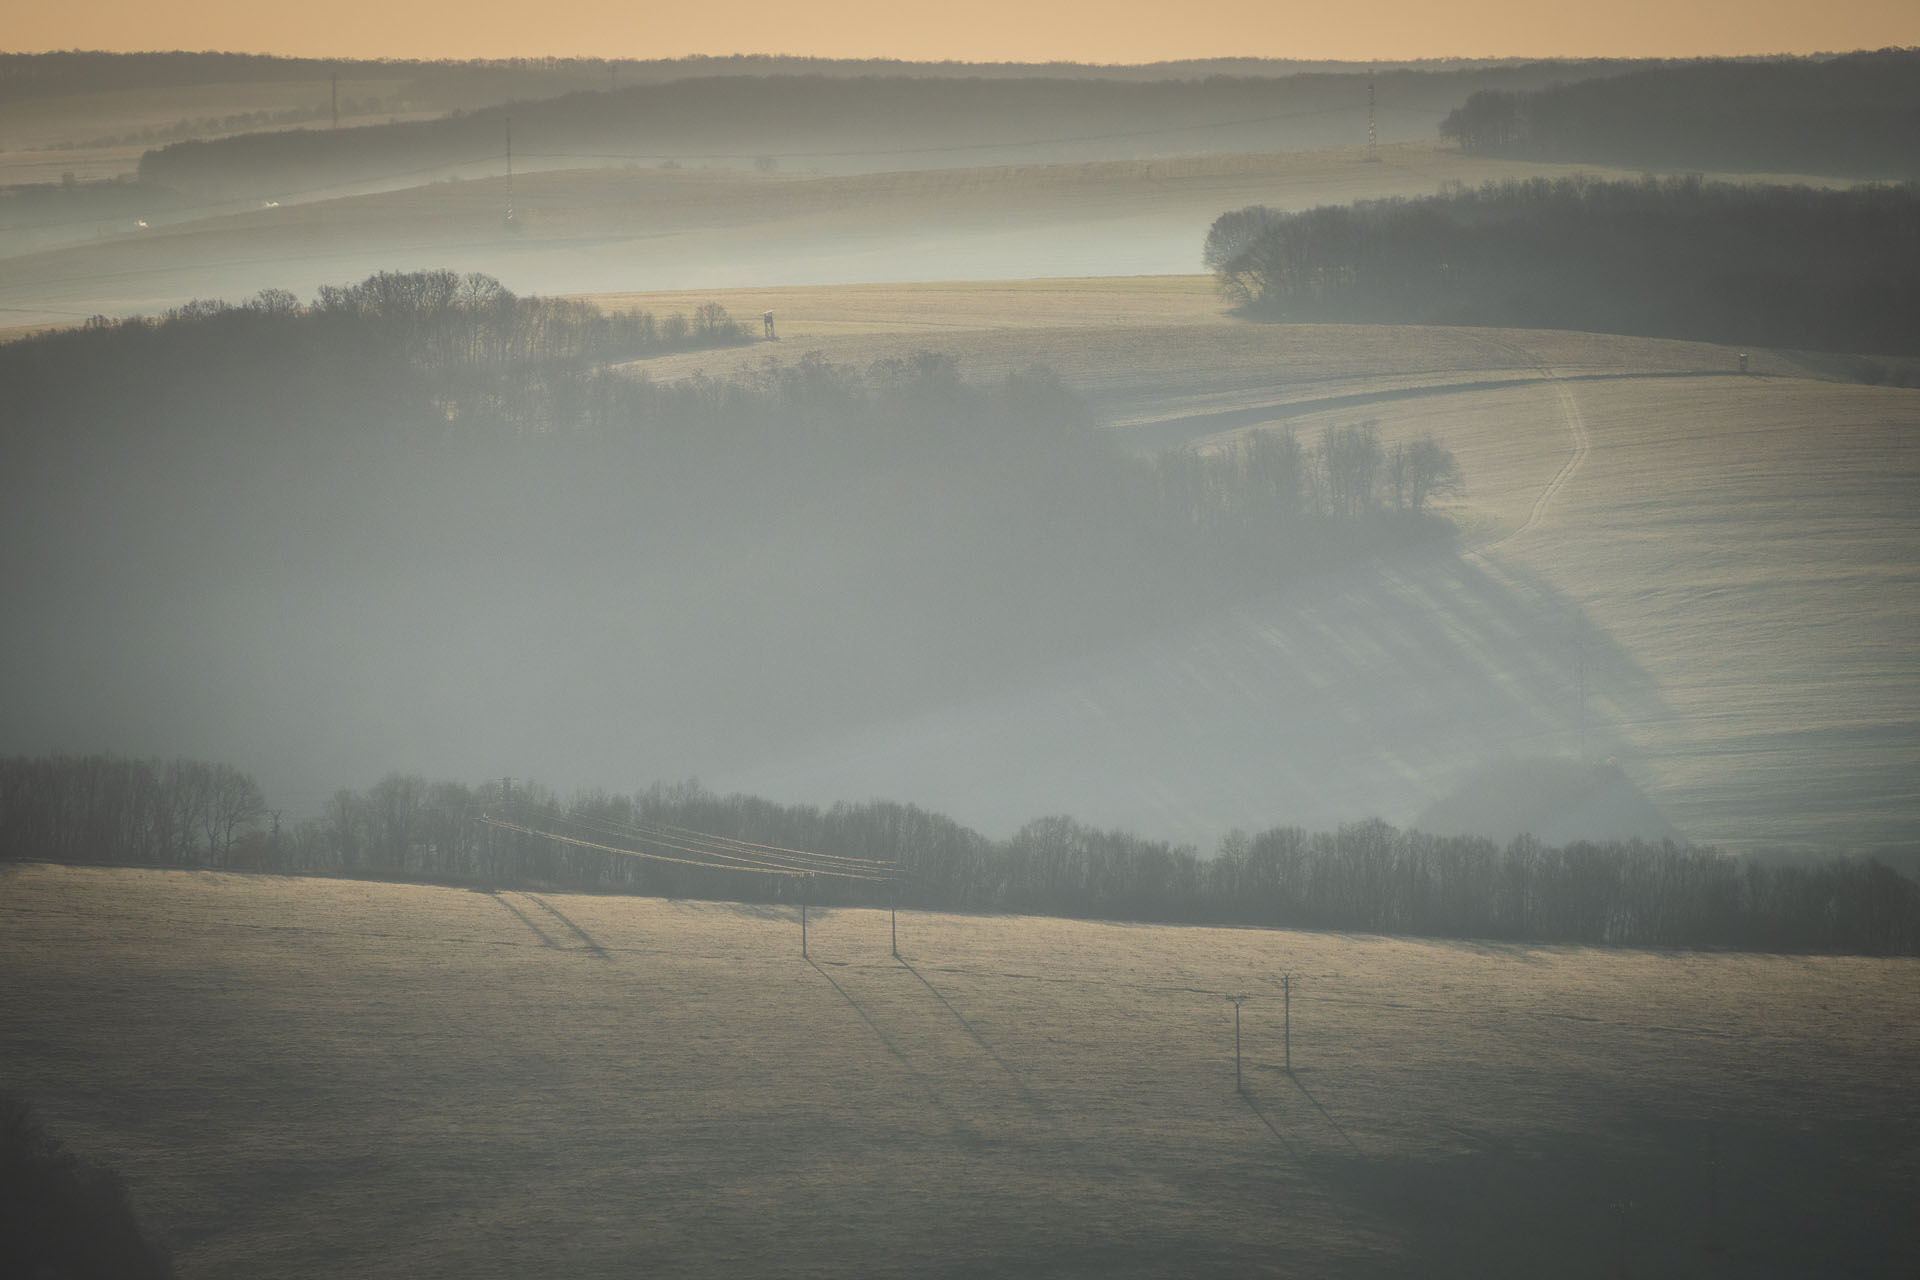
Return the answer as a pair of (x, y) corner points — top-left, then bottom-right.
(195, 269), (750, 372)
(1154, 422), (1462, 558)
(0, 754), (265, 867)
(6, 757), (1915, 954)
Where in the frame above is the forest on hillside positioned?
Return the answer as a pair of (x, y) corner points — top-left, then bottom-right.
(1206, 176), (1920, 356)
(1439, 49), (1920, 178)
(4, 754), (1916, 956)
(0, 272), (1453, 801)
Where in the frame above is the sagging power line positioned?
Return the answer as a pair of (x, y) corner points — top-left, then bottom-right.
(480, 794), (898, 883)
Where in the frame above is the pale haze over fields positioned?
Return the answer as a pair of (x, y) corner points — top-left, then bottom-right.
(5, 16), (1920, 1280)
(3, 33), (1918, 857)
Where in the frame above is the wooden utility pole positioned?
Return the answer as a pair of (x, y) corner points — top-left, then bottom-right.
(1572, 619), (1590, 761)
(1283, 974), (1293, 1074)
(1365, 69), (1379, 162)
(503, 118), (517, 229)
(1234, 999), (1244, 1093)
(890, 892), (898, 959)
(800, 874), (809, 958)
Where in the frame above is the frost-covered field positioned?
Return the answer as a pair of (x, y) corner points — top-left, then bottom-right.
(626, 291), (1920, 857)
(3, 864), (1914, 1277)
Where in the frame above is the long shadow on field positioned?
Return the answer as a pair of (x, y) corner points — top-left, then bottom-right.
(806, 957), (945, 1102)
(523, 894), (608, 957)
(808, 957), (997, 1139)
(1237, 1089), (1306, 1164)
(486, 890), (559, 948)
(898, 959), (1045, 1114)
(1289, 1073), (1363, 1154)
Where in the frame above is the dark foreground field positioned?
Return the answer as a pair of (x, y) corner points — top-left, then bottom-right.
(3, 863), (1916, 1277)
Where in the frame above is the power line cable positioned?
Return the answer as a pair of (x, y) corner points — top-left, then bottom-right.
(497, 806), (819, 877)
(646, 819), (896, 867)
(502, 796), (896, 871)
(479, 813), (811, 876)
(492, 798), (897, 882)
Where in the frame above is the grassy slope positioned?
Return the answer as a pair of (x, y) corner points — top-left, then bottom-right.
(616, 290), (1919, 854)
(1484, 378), (1920, 848)
(3, 864), (1915, 1278)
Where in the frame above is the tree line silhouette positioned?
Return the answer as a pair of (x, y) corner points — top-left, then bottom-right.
(0, 754), (266, 868)
(5, 756), (1915, 955)
(1207, 176), (1920, 356)
(1439, 49), (1920, 178)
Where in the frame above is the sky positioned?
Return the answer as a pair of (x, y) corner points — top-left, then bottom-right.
(11, 0), (1917, 64)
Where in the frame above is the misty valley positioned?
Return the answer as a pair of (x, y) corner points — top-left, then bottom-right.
(3, 44), (1918, 1280)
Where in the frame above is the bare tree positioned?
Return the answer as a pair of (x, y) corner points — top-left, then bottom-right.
(202, 764), (265, 863)
(1403, 435), (1462, 512)
(1317, 421), (1382, 518)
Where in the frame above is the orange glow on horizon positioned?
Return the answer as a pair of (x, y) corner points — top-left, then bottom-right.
(9, 1), (1917, 65)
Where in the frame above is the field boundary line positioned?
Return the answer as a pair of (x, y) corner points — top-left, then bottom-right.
(806, 955), (968, 1127)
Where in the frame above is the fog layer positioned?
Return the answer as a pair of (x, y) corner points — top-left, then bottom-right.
(0, 278), (1460, 834)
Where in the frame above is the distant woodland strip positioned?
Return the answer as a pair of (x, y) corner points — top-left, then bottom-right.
(1207, 176), (1920, 356)
(131, 76), (1370, 189)
(0, 51), (1612, 105)
(4, 756), (1916, 956)
(1439, 49), (1920, 178)
(125, 61), (1611, 191)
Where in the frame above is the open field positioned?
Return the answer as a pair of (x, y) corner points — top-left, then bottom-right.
(0, 144), (1853, 327)
(3, 863), (1915, 1277)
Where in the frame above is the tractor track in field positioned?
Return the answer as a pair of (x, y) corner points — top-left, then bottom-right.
(1475, 341), (1595, 553)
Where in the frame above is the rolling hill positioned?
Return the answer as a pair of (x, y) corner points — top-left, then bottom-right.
(3, 863), (1914, 1278)
(603, 288), (1920, 857)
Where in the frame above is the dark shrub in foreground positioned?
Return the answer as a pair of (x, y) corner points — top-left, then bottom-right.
(0, 1091), (173, 1280)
